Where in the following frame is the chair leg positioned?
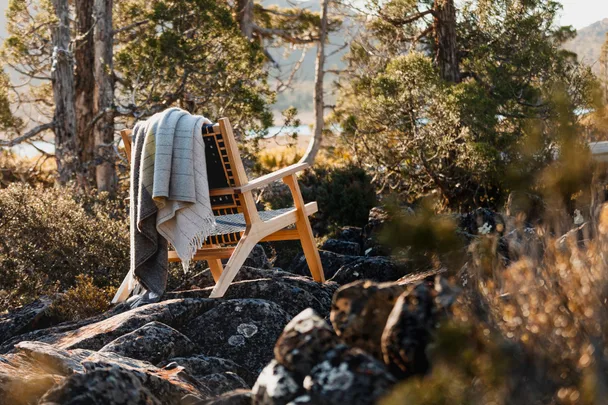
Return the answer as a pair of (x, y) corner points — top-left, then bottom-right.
(283, 175), (325, 283)
(209, 230), (259, 298)
(208, 259), (224, 283)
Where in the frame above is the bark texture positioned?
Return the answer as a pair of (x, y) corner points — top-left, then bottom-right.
(236, 0), (254, 39)
(94, 0), (116, 192)
(51, 0), (79, 184)
(75, 0), (96, 184)
(433, 0), (460, 83)
(301, 0), (329, 165)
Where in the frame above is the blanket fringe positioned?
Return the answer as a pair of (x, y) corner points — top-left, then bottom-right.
(183, 218), (217, 273)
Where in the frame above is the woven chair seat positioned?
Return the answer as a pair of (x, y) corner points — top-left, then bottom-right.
(211, 207), (295, 236)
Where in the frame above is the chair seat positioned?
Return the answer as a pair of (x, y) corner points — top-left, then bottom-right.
(211, 207), (296, 236)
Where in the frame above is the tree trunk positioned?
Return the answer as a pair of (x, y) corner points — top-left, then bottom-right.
(301, 0), (328, 166)
(433, 0), (460, 83)
(75, 0), (96, 184)
(94, 0), (116, 192)
(236, 0), (254, 39)
(51, 0), (79, 184)
(601, 33), (608, 105)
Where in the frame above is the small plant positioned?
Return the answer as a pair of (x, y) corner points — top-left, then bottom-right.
(48, 275), (115, 322)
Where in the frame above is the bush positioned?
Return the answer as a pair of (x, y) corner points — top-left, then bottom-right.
(300, 164), (378, 232)
(259, 164), (377, 235)
(0, 184), (129, 310)
(48, 274), (116, 322)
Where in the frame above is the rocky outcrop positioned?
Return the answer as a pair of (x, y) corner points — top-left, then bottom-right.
(331, 280), (405, 358)
(0, 296), (55, 345)
(288, 250), (359, 280)
(330, 256), (411, 285)
(320, 239), (361, 256)
(381, 283), (435, 379)
(183, 299), (292, 374)
(162, 355), (256, 387)
(99, 321), (198, 365)
(1, 298), (216, 354)
(38, 366), (162, 405)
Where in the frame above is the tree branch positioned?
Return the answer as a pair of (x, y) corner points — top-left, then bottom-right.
(0, 122), (55, 147)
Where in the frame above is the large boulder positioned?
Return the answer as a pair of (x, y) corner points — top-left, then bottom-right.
(243, 244), (273, 270)
(0, 297), (55, 345)
(330, 281), (405, 358)
(252, 360), (304, 405)
(320, 239), (361, 256)
(198, 389), (252, 405)
(329, 257), (411, 285)
(183, 299), (292, 374)
(274, 309), (341, 378)
(1, 298), (217, 353)
(162, 354), (256, 386)
(82, 351), (212, 402)
(196, 372), (249, 397)
(38, 366), (162, 405)
(336, 226), (363, 245)
(168, 279), (325, 318)
(381, 283), (435, 378)
(288, 251), (359, 280)
(170, 270), (339, 318)
(0, 352), (59, 405)
(305, 345), (396, 405)
(99, 321), (198, 365)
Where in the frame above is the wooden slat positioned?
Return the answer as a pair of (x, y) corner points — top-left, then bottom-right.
(236, 163), (310, 193)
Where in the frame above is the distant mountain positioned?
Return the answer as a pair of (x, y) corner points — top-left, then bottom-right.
(563, 18), (608, 74)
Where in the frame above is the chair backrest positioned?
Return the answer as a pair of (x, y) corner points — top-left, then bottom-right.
(122, 117), (249, 243)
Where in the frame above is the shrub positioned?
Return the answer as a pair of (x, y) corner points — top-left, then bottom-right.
(48, 275), (116, 322)
(0, 183), (129, 310)
(259, 164), (377, 234)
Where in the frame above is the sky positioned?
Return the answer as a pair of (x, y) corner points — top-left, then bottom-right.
(558, 0), (608, 28)
(0, 0), (606, 34)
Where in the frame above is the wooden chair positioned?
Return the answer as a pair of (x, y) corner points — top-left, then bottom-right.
(116, 118), (325, 299)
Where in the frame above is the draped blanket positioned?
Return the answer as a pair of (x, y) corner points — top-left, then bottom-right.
(112, 108), (216, 303)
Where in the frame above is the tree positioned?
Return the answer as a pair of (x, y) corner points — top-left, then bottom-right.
(601, 33), (608, 105)
(93, 0), (115, 192)
(334, 0), (596, 209)
(301, 0), (330, 165)
(50, 0), (79, 184)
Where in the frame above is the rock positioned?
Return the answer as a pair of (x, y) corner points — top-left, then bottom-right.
(38, 366), (162, 405)
(162, 354), (256, 386)
(330, 281), (405, 358)
(459, 208), (505, 238)
(170, 269), (339, 318)
(14, 341), (87, 374)
(330, 257), (411, 285)
(320, 239), (361, 256)
(198, 389), (253, 405)
(336, 227), (363, 244)
(184, 299), (292, 374)
(288, 250), (359, 280)
(252, 360), (303, 405)
(243, 244), (272, 269)
(197, 372), (249, 396)
(274, 309), (341, 378)
(381, 283), (435, 378)
(99, 321), (198, 365)
(0, 296), (54, 345)
(82, 351), (211, 402)
(305, 345), (396, 405)
(168, 279), (325, 318)
(1, 298), (217, 353)
(0, 352), (60, 405)
(362, 206), (392, 257)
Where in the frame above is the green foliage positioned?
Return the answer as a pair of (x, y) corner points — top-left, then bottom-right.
(0, 184), (128, 310)
(334, 0), (598, 210)
(300, 164), (378, 231)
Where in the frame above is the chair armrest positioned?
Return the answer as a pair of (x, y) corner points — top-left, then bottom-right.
(235, 162), (309, 193)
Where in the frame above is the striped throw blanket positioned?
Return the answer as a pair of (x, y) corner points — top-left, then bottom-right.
(112, 108), (216, 303)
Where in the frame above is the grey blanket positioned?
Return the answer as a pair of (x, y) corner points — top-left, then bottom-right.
(112, 108), (215, 303)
